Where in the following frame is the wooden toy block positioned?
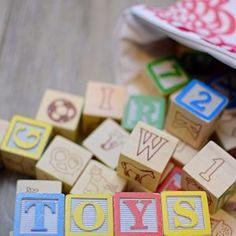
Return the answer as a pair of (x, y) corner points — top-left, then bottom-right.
(182, 141), (236, 213)
(223, 193), (236, 218)
(83, 119), (129, 169)
(16, 180), (62, 194)
(36, 135), (92, 192)
(211, 209), (236, 235)
(165, 79), (228, 149)
(147, 56), (189, 96)
(0, 119), (9, 167)
(82, 81), (127, 134)
(14, 193), (64, 236)
(121, 95), (166, 131)
(36, 89), (84, 141)
(70, 159), (126, 195)
(117, 121), (178, 192)
(1, 115), (52, 176)
(65, 194), (113, 235)
(125, 181), (150, 192)
(171, 139), (198, 167)
(114, 192), (163, 235)
(161, 191), (211, 236)
(157, 166), (182, 192)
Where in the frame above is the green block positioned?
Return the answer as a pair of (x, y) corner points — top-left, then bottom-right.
(147, 56), (190, 96)
(122, 95), (166, 131)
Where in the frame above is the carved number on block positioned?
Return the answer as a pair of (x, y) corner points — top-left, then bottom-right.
(190, 91), (212, 111)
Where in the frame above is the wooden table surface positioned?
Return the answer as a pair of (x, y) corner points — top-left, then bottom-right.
(0, 1), (173, 234)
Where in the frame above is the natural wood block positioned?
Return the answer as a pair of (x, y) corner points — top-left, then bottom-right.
(14, 193), (64, 236)
(82, 81), (127, 134)
(0, 119), (9, 166)
(117, 121), (178, 191)
(147, 56), (189, 96)
(1, 115), (52, 176)
(121, 95), (166, 131)
(125, 181), (150, 193)
(223, 193), (236, 218)
(36, 89), (84, 141)
(157, 166), (182, 192)
(165, 79), (228, 149)
(83, 119), (129, 169)
(211, 209), (236, 235)
(36, 135), (92, 192)
(161, 191), (211, 236)
(70, 159), (126, 195)
(114, 192), (163, 235)
(16, 180), (62, 194)
(182, 141), (236, 213)
(65, 194), (113, 235)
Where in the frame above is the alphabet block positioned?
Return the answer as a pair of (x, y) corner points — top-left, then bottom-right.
(147, 56), (189, 96)
(14, 193), (64, 236)
(161, 191), (211, 236)
(36, 135), (92, 192)
(83, 119), (129, 169)
(117, 121), (178, 191)
(114, 192), (163, 236)
(82, 81), (127, 135)
(1, 115), (52, 176)
(65, 194), (113, 235)
(36, 89), (84, 141)
(16, 180), (62, 194)
(0, 119), (9, 167)
(121, 95), (166, 131)
(70, 159), (126, 195)
(182, 141), (236, 213)
(165, 79), (228, 149)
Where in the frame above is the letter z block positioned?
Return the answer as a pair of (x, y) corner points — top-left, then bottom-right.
(117, 121), (178, 191)
(1, 115), (52, 176)
(14, 193), (65, 236)
(165, 79), (228, 149)
(161, 191), (211, 236)
(65, 194), (113, 236)
(114, 192), (163, 236)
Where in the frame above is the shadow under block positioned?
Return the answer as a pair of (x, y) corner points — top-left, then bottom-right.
(83, 119), (129, 169)
(223, 193), (236, 218)
(114, 192), (163, 236)
(0, 115), (52, 176)
(65, 194), (113, 236)
(14, 193), (65, 236)
(16, 180), (62, 194)
(182, 141), (236, 214)
(121, 95), (166, 131)
(117, 121), (178, 192)
(165, 79), (228, 149)
(36, 135), (92, 192)
(211, 209), (236, 235)
(0, 119), (9, 166)
(36, 89), (84, 141)
(161, 191), (211, 236)
(82, 81), (127, 135)
(70, 159), (126, 195)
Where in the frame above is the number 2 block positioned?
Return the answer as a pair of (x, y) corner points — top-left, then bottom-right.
(165, 79), (228, 149)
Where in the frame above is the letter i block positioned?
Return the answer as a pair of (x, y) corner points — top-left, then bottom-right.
(114, 192), (163, 236)
(182, 141), (236, 213)
(161, 191), (211, 236)
(121, 95), (166, 131)
(117, 121), (178, 191)
(165, 79), (228, 149)
(65, 194), (113, 236)
(1, 115), (52, 176)
(14, 193), (65, 236)
(36, 89), (84, 141)
(147, 56), (190, 96)
(82, 81), (127, 135)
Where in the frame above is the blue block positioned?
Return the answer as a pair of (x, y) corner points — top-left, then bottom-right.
(175, 79), (228, 121)
(14, 193), (64, 236)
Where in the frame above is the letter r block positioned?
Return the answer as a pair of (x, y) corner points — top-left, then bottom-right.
(14, 193), (65, 236)
(65, 194), (113, 236)
(114, 192), (163, 236)
(161, 191), (211, 236)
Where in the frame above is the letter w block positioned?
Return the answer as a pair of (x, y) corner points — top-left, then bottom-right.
(114, 192), (163, 236)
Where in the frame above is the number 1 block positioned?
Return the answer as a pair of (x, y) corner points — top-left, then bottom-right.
(165, 79), (228, 149)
